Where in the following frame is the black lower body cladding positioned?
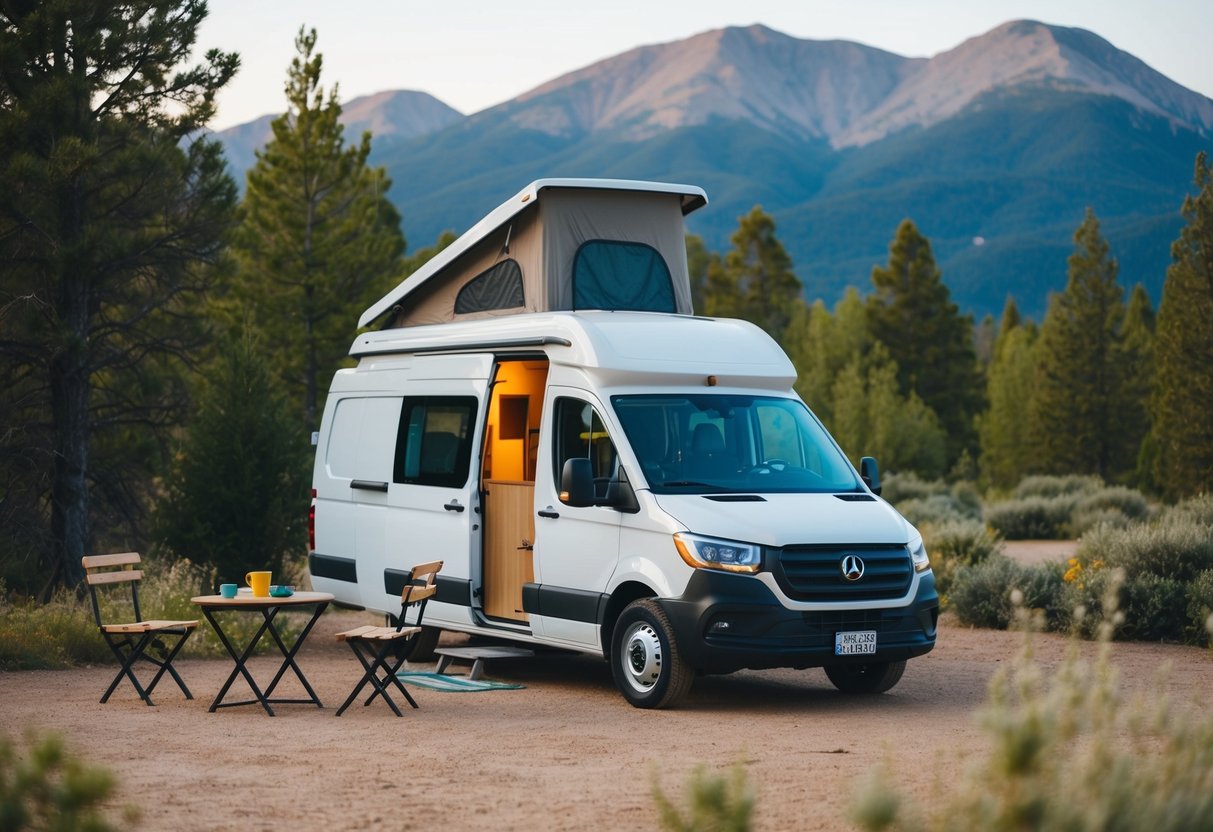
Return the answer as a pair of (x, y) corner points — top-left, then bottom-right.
(657, 568), (938, 674)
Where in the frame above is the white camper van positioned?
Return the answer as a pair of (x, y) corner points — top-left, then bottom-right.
(309, 179), (938, 708)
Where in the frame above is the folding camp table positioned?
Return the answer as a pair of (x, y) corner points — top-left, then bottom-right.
(191, 591), (333, 716)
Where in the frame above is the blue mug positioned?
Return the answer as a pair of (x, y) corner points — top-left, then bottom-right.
(219, 583), (238, 599)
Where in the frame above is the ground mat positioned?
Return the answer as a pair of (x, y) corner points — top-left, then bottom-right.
(396, 672), (524, 692)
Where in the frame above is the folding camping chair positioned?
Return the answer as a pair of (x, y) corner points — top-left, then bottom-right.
(82, 553), (198, 706)
(334, 560), (442, 716)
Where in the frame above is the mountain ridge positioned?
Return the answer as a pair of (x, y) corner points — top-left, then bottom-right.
(214, 20), (1212, 319)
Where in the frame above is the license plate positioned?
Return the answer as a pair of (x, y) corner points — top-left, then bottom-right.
(835, 630), (877, 655)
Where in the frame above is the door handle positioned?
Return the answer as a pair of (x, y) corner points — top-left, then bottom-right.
(350, 479), (388, 492)
(537, 508), (560, 519)
(444, 500), (465, 513)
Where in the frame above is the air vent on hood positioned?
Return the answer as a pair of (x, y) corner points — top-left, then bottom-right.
(702, 494), (766, 502)
(834, 493), (877, 502)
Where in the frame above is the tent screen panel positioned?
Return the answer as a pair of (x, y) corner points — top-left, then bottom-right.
(454, 259), (525, 314)
(572, 241), (675, 312)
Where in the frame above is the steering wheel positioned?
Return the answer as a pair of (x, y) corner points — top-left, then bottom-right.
(748, 458), (790, 474)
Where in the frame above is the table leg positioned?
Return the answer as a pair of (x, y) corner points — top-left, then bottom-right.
(261, 602), (328, 708)
(203, 607), (276, 716)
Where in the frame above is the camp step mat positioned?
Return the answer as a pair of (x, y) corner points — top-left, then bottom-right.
(396, 672), (524, 692)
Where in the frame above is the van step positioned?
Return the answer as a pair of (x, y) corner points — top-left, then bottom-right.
(431, 646), (536, 681)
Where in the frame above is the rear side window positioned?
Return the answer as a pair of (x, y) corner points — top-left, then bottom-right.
(394, 397), (478, 488)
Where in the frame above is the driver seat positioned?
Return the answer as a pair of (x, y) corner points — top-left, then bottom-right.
(684, 423), (735, 479)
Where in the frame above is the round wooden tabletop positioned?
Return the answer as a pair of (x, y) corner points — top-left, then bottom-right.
(190, 591), (334, 607)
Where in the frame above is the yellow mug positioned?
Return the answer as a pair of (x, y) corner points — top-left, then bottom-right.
(245, 571), (271, 598)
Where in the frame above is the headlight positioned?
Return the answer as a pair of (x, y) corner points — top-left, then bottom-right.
(909, 535), (931, 573)
(673, 533), (761, 574)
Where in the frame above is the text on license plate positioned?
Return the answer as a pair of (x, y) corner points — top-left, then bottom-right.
(835, 630), (877, 655)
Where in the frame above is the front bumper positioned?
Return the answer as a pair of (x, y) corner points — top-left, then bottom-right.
(658, 569), (938, 673)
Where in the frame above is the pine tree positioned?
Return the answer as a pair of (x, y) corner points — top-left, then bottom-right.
(0, 0), (238, 591)
(685, 233), (711, 313)
(829, 344), (948, 478)
(785, 288), (869, 425)
(158, 330), (309, 581)
(228, 27), (405, 433)
(866, 219), (982, 466)
(979, 298), (1038, 489)
(703, 206), (803, 344)
(1151, 152), (1213, 499)
(1027, 209), (1133, 480)
(1120, 283), (1154, 486)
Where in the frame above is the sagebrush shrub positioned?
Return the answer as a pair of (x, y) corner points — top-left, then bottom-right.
(652, 762), (753, 832)
(0, 732), (136, 829)
(1083, 515), (1213, 582)
(852, 591), (1213, 831)
(1188, 571), (1213, 646)
(921, 520), (1002, 599)
(1013, 474), (1102, 499)
(881, 471), (948, 504)
(950, 556), (1066, 630)
(983, 495), (1075, 539)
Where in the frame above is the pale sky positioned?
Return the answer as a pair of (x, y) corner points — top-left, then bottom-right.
(197, 0), (1213, 131)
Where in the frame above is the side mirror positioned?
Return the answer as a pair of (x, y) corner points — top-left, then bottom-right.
(605, 466), (640, 514)
(560, 458), (595, 507)
(860, 456), (881, 496)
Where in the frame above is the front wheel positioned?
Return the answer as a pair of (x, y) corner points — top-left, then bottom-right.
(611, 599), (694, 709)
(824, 660), (906, 694)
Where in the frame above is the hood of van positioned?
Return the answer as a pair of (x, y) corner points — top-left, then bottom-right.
(651, 492), (912, 547)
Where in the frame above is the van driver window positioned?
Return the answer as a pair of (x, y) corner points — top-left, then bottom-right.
(552, 398), (618, 497)
(393, 396), (478, 488)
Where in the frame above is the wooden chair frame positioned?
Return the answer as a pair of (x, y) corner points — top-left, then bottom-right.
(82, 553), (198, 706)
(335, 560), (442, 716)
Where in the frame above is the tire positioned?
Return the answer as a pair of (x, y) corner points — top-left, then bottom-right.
(610, 599), (694, 709)
(824, 660), (906, 694)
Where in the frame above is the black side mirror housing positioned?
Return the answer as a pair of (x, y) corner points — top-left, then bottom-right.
(560, 458), (595, 507)
(860, 456), (882, 496)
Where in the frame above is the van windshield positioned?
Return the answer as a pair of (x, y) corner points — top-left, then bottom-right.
(611, 394), (861, 495)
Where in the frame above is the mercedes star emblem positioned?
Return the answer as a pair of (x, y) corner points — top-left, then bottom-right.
(840, 554), (865, 582)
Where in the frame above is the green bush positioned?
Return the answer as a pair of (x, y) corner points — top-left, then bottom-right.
(1069, 486), (1151, 536)
(1161, 492), (1213, 527)
(0, 587), (110, 670)
(920, 520), (1002, 598)
(884, 474), (982, 526)
(1082, 515), (1213, 582)
(852, 594), (1213, 832)
(0, 732), (137, 829)
(0, 557), (307, 667)
(1013, 474), (1103, 499)
(950, 556), (1066, 630)
(652, 762), (753, 832)
(984, 495), (1075, 539)
(849, 587), (1213, 832)
(1188, 571), (1213, 645)
(986, 483), (1152, 540)
(881, 471), (948, 504)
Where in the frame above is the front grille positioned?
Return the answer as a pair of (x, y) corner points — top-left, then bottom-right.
(773, 544), (912, 602)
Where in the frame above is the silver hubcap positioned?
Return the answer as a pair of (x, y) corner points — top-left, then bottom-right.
(620, 620), (663, 693)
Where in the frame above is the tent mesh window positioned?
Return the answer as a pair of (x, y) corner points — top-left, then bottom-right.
(454, 259), (525, 314)
(572, 240), (675, 313)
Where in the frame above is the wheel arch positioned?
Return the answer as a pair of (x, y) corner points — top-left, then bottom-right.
(600, 580), (658, 659)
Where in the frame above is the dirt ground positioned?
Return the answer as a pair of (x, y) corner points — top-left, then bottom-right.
(3, 543), (1208, 831)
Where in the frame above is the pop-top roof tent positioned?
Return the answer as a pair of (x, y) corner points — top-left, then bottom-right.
(359, 179), (708, 330)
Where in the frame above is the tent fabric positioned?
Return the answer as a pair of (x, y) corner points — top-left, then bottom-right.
(385, 184), (692, 328)
(541, 188), (692, 315)
(572, 241), (675, 312)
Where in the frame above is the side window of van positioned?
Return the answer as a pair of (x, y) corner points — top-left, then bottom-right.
(394, 397), (478, 488)
(552, 398), (618, 496)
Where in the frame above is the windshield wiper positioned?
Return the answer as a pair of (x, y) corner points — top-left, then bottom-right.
(661, 480), (724, 489)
